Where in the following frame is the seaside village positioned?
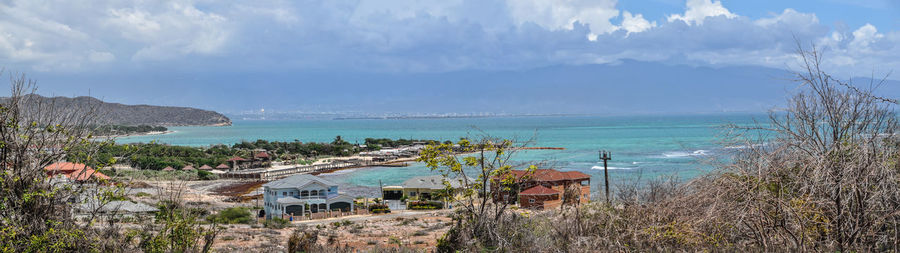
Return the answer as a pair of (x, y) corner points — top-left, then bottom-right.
(42, 141), (592, 250)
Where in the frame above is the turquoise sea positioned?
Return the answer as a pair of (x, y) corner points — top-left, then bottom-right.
(116, 114), (762, 197)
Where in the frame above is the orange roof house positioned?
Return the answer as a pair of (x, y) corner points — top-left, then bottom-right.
(44, 162), (110, 182)
(492, 169), (591, 209)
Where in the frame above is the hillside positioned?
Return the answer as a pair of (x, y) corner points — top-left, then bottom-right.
(7, 95), (231, 126)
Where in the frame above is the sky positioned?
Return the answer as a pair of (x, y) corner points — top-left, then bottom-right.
(0, 0), (898, 115)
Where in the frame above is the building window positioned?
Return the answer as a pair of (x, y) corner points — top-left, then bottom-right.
(310, 190), (317, 196)
(581, 180), (589, 186)
(282, 192), (286, 196)
(301, 191), (309, 197)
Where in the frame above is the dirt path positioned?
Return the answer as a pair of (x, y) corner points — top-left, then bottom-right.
(292, 209), (450, 226)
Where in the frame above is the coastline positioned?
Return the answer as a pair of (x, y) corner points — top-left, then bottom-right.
(98, 130), (176, 139)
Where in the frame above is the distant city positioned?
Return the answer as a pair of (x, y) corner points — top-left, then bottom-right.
(227, 110), (576, 120)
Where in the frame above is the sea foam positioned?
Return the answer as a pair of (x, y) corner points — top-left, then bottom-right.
(661, 150), (709, 158)
(591, 166), (633, 170)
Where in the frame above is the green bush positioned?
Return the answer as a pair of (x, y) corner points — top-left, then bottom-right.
(368, 203), (391, 214)
(207, 207), (252, 224)
(196, 170), (217, 180)
(407, 201), (443, 210)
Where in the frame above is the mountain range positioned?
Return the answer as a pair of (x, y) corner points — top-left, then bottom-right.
(5, 95), (231, 126)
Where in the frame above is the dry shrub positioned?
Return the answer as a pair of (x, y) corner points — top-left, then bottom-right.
(430, 44), (899, 252)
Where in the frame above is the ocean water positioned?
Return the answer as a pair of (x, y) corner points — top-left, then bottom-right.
(116, 114), (762, 197)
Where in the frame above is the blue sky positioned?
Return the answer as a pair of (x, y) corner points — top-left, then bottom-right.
(1, 0), (898, 114)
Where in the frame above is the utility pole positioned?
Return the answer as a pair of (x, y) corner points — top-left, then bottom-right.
(599, 150), (612, 204)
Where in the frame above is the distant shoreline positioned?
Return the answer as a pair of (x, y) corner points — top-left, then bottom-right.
(333, 114), (577, 120)
(99, 130), (176, 139)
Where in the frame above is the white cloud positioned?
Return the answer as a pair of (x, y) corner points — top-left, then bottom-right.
(754, 9), (818, 28)
(620, 11), (656, 35)
(849, 23), (883, 51)
(668, 0), (736, 25)
(88, 51), (115, 63)
(0, 0), (896, 78)
(107, 2), (230, 61)
(0, 0), (230, 71)
(505, 0), (620, 38)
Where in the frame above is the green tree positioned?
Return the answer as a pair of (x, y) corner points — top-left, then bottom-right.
(418, 136), (537, 251)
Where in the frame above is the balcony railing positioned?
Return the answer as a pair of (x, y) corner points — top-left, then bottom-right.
(293, 195), (326, 199)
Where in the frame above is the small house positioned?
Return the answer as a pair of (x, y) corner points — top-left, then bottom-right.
(44, 162), (110, 182)
(492, 169), (591, 209)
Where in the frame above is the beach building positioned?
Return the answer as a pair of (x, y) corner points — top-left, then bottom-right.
(162, 166), (175, 171)
(383, 175), (468, 201)
(226, 156), (249, 171)
(263, 174), (355, 219)
(250, 151), (272, 169)
(44, 162), (110, 182)
(181, 165), (195, 171)
(492, 169), (591, 209)
(215, 163), (230, 170)
(199, 164), (213, 170)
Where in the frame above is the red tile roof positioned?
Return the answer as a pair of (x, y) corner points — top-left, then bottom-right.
(519, 185), (559, 195)
(44, 162), (85, 175)
(68, 167), (110, 181)
(502, 169), (590, 182)
(44, 162), (109, 181)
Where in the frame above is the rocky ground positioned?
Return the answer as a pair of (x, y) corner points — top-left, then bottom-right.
(212, 212), (452, 252)
(123, 179), (452, 252)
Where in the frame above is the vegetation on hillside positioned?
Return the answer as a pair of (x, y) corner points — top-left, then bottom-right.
(0, 94), (232, 126)
(0, 74), (219, 252)
(77, 136), (450, 171)
(363, 138), (446, 149)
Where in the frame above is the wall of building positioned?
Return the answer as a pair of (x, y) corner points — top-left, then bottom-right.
(493, 178), (591, 206)
(264, 182), (339, 219)
(519, 194), (561, 209)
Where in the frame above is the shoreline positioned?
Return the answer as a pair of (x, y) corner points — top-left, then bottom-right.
(99, 130), (176, 139)
(309, 147), (565, 177)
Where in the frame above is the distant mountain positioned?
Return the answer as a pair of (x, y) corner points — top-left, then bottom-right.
(6, 95), (231, 126)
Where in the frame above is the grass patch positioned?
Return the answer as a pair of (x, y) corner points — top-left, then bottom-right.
(265, 217), (291, 229)
(207, 207), (252, 224)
